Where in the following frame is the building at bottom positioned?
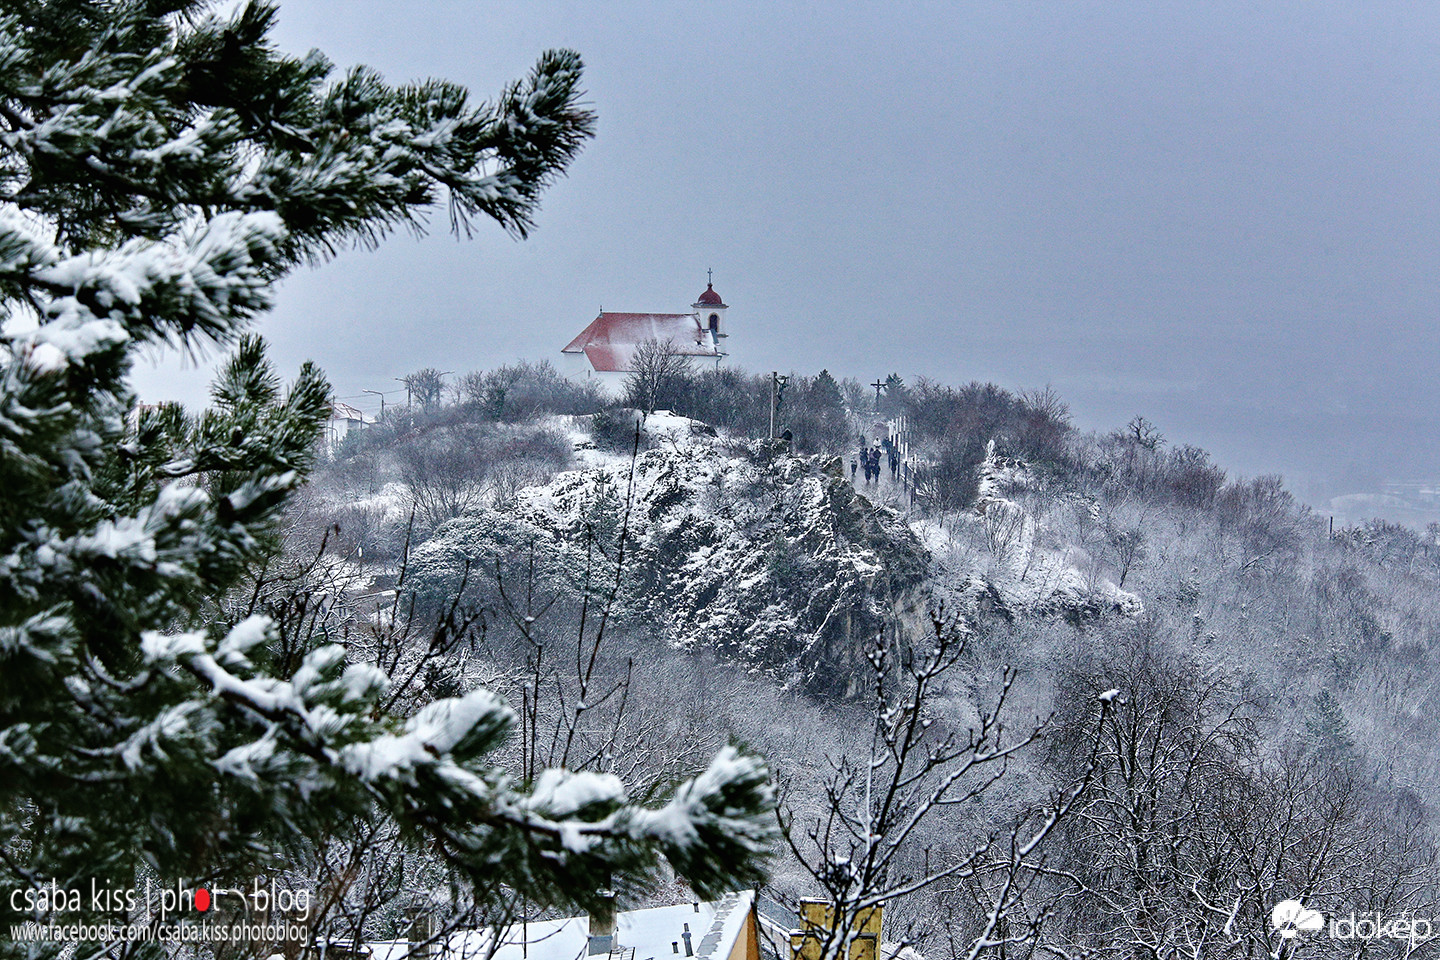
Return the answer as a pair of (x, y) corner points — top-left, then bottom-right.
(362, 891), (759, 960)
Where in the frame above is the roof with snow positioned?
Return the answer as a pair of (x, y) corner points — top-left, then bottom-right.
(361, 892), (757, 960)
(694, 283), (726, 307)
(330, 400), (375, 424)
(563, 312), (720, 373)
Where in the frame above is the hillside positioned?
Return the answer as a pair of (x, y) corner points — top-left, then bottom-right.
(289, 366), (1440, 955)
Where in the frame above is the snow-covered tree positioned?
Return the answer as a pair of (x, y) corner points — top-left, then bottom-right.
(0, 0), (772, 949)
(781, 615), (1108, 960)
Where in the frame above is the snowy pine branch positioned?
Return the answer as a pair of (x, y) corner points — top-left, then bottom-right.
(0, 4), (771, 954)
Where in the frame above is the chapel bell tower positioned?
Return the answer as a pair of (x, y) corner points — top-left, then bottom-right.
(693, 269), (728, 348)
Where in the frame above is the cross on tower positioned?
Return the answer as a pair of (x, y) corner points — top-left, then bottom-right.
(707, 267), (713, 285)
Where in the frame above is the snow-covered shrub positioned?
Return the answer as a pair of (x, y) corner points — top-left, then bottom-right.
(592, 407), (645, 452)
(457, 359), (607, 422)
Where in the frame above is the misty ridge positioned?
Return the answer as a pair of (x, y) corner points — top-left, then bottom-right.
(281, 353), (1440, 953)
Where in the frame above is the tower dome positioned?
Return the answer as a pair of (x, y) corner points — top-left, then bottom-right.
(692, 270), (729, 349)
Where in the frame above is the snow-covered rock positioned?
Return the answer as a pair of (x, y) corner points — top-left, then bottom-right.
(407, 423), (1140, 695)
(410, 434), (926, 695)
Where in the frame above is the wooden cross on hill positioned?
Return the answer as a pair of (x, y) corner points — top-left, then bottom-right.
(870, 377), (886, 410)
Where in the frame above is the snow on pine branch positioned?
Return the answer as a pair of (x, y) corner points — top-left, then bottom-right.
(5, 210), (287, 370)
(627, 746), (776, 893)
(0, 1), (769, 932)
(341, 688), (514, 783)
(137, 620), (774, 900)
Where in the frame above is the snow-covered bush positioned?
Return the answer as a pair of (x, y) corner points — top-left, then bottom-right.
(456, 359), (608, 422)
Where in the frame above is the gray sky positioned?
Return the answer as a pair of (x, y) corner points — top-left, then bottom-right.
(131, 0), (1440, 498)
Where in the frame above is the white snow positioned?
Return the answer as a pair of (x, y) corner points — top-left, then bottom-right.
(141, 629), (207, 663)
(913, 442), (1143, 622)
(10, 208), (287, 371)
(354, 894), (754, 960)
(443, 916), (589, 960)
(217, 615), (272, 662)
(74, 515), (157, 561)
(341, 688), (513, 783)
(527, 768), (627, 818)
(213, 730), (280, 781)
(118, 702), (203, 769)
(635, 747), (771, 852)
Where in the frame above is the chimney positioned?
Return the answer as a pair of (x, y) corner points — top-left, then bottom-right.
(588, 889), (616, 956)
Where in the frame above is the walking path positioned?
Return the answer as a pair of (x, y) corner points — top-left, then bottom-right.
(848, 450), (910, 511)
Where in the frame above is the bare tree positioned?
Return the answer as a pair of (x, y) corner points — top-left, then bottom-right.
(1124, 415), (1165, 451)
(1028, 632), (1440, 959)
(1019, 386), (1072, 428)
(624, 338), (694, 414)
(781, 613), (1110, 960)
(1104, 523), (1146, 588)
(983, 499), (1030, 565)
(404, 367), (449, 408)
(397, 428), (494, 527)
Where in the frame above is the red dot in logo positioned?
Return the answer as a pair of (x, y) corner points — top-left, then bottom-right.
(195, 889), (211, 912)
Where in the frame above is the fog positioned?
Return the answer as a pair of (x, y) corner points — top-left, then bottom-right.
(132, 0), (1440, 506)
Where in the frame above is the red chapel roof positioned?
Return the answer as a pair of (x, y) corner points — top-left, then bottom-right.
(562, 312), (720, 373)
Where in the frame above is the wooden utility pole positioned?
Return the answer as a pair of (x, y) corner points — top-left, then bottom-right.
(769, 372), (777, 439)
(768, 371), (789, 440)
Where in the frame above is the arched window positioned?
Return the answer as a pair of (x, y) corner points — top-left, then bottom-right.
(708, 313), (719, 331)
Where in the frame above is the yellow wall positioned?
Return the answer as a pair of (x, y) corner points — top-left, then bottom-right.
(728, 907), (760, 960)
(789, 902), (882, 960)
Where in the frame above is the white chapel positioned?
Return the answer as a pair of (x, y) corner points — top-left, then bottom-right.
(561, 275), (730, 391)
